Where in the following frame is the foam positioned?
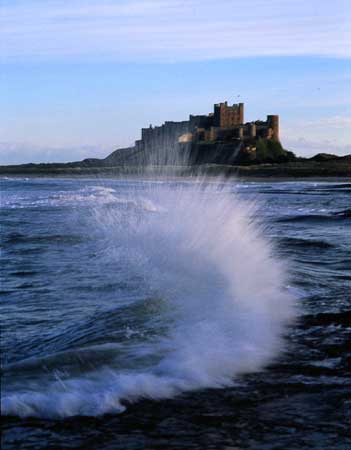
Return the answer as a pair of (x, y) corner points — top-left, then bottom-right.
(2, 181), (295, 418)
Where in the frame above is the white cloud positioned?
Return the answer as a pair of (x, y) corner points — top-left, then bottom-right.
(1, 0), (350, 62)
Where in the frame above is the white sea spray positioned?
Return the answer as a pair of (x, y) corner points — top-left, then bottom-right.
(2, 179), (295, 418)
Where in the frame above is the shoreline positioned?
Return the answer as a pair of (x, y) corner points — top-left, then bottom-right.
(1, 161), (350, 181)
(2, 173), (350, 184)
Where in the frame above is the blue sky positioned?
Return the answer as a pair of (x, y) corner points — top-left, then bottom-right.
(1, 0), (350, 164)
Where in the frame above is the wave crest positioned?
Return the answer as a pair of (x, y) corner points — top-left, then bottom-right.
(2, 182), (295, 418)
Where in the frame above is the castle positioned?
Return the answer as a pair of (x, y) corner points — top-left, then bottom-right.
(134, 101), (280, 163)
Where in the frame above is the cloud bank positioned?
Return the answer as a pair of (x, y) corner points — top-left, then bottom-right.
(1, 0), (350, 62)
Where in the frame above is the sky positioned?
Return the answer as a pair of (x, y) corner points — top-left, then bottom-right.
(1, 0), (351, 164)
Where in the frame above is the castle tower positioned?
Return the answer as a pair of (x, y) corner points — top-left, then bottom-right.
(249, 122), (256, 138)
(267, 115), (279, 141)
(238, 103), (244, 124)
(213, 101), (244, 128)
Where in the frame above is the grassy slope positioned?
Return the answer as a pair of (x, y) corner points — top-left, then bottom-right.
(1, 140), (350, 178)
(1, 159), (350, 178)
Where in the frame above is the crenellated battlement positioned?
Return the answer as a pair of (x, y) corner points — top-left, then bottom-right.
(136, 100), (280, 160)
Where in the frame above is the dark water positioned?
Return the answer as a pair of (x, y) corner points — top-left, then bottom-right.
(1, 177), (350, 449)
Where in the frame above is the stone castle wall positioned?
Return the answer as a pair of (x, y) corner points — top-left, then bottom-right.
(135, 102), (279, 161)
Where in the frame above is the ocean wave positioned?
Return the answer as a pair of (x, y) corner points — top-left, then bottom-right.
(277, 210), (351, 223)
(3, 232), (84, 246)
(2, 183), (295, 418)
(316, 183), (351, 190)
(1, 185), (162, 213)
(278, 237), (334, 249)
(332, 209), (351, 218)
(301, 310), (351, 327)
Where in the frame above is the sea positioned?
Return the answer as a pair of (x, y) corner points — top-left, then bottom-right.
(1, 176), (350, 449)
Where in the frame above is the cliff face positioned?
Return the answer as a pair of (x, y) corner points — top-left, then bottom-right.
(111, 139), (294, 167)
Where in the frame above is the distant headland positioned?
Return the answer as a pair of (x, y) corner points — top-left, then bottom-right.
(1, 100), (350, 178)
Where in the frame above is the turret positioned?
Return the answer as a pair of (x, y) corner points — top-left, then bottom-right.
(213, 101), (245, 128)
(238, 103), (244, 124)
(267, 115), (279, 141)
(249, 122), (256, 138)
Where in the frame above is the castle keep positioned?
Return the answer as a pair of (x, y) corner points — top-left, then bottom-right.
(134, 101), (280, 163)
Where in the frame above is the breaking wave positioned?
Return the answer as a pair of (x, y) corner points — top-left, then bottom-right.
(2, 181), (295, 418)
